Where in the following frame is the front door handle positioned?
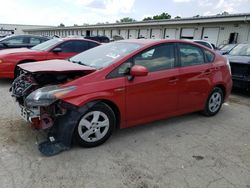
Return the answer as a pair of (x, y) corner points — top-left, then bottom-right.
(114, 87), (125, 93)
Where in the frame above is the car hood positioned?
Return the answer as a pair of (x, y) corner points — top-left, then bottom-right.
(18, 59), (96, 73)
(225, 55), (250, 64)
(0, 48), (34, 55)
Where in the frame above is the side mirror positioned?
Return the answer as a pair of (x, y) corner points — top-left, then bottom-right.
(52, 48), (62, 53)
(130, 65), (148, 77)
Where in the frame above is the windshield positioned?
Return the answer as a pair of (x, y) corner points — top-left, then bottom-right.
(69, 42), (143, 69)
(220, 44), (235, 51)
(229, 43), (250, 56)
(31, 38), (63, 51)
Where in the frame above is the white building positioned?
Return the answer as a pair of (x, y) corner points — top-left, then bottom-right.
(0, 23), (53, 36)
(24, 13), (250, 46)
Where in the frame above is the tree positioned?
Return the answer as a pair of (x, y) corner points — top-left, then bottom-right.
(58, 23), (65, 27)
(143, 12), (171, 21)
(217, 11), (229, 16)
(143, 17), (153, 21)
(193, 15), (200, 18)
(153, 12), (171, 20)
(73, 24), (78, 26)
(117, 17), (136, 23)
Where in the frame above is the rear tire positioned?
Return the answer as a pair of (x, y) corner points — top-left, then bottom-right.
(202, 87), (224, 116)
(74, 102), (116, 147)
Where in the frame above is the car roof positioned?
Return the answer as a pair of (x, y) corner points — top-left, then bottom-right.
(61, 37), (101, 44)
(193, 40), (211, 43)
(117, 39), (202, 46)
(5, 34), (48, 38)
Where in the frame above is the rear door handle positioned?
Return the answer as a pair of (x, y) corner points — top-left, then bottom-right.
(168, 77), (179, 83)
(202, 69), (212, 75)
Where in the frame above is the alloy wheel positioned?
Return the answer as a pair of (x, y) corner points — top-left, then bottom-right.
(208, 92), (222, 113)
(78, 111), (110, 143)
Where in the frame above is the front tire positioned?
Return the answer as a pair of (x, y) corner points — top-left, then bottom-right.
(202, 87), (224, 116)
(75, 102), (116, 147)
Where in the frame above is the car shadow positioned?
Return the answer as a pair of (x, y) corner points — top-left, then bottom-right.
(112, 112), (199, 137)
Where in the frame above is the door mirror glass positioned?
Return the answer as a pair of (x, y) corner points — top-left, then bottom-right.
(130, 65), (148, 77)
(52, 48), (62, 53)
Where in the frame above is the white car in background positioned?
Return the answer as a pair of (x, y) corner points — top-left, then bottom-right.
(193, 40), (215, 50)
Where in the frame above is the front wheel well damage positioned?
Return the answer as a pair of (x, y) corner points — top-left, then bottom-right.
(38, 100), (121, 156)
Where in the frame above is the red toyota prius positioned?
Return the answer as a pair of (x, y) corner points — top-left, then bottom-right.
(0, 38), (100, 78)
(11, 39), (232, 156)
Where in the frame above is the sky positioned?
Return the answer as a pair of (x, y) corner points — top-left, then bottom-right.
(0, 0), (250, 26)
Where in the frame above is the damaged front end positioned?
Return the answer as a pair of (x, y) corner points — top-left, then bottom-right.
(11, 70), (80, 130)
(11, 68), (94, 156)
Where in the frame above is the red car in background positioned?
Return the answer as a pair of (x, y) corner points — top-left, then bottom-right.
(11, 39), (232, 156)
(0, 38), (100, 78)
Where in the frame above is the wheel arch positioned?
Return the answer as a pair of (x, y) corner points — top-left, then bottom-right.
(85, 99), (121, 129)
(214, 84), (226, 100)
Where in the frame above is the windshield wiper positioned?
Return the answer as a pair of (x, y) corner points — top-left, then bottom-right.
(69, 59), (96, 68)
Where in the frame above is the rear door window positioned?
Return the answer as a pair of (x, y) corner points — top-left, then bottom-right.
(30, 37), (42, 45)
(57, 40), (89, 53)
(73, 41), (89, 52)
(178, 43), (205, 67)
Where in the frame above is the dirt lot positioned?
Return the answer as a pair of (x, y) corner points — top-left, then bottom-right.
(0, 79), (250, 188)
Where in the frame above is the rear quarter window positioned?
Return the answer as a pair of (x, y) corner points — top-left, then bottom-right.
(204, 50), (215, 63)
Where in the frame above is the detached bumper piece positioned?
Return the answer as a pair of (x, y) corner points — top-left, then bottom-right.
(38, 140), (69, 156)
(37, 101), (98, 156)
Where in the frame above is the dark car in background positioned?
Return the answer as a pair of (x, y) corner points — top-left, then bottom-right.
(85, 36), (110, 43)
(0, 35), (49, 50)
(225, 42), (250, 90)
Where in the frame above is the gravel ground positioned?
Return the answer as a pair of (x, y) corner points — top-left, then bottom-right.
(0, 79), (250, 188)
